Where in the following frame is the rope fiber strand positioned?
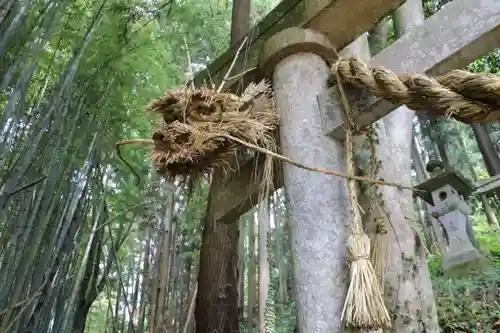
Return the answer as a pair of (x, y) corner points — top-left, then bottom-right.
(331, 57), (500, 124)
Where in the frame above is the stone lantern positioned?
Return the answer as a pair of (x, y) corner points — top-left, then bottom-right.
(415, 160), (484, 274)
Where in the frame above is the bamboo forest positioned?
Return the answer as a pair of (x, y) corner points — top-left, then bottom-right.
(0, 0), (499, 333)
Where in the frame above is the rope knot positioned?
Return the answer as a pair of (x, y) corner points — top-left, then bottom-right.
(351, 255), (370, 261)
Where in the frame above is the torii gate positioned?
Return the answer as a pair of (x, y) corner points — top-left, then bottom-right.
(191, 0), (500, 332)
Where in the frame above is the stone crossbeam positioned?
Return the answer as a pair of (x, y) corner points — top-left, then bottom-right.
(321, 0), (500, 140)
(217, 0), (500, 223)
(192, 0), (406, 92)
(475, 174), (500, 196)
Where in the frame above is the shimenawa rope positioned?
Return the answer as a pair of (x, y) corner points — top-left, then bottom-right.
(332, 57), (500, 123)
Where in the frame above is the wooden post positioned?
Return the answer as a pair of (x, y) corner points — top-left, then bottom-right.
(260, 28), (349, 333)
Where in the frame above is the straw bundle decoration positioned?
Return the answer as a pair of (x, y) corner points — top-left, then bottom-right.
(370, 217), (388, 291)
(365, 126), (388, 293)
(334, 68), (391, 329)
(148, 80), (278, 188)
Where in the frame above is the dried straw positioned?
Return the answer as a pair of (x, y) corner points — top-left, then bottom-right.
(336, 67), (391, 329)
(117, 51), (500, 190)
(366, 125), (387, 293)
(115, 80), (415, 194)
(148, 80), (278, 188)
(116, 40), (418, 192)
(342, 234), (390, 328)
(370, 218), (388, 292)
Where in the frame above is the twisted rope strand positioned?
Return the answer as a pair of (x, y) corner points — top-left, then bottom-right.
(333, 57), (500, 123)
(438, 70), (500, 105)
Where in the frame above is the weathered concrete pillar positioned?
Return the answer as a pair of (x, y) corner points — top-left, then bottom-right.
(260, 28), (349, 333)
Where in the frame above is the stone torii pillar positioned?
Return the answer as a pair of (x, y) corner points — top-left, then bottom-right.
(260, 28), (350, 333)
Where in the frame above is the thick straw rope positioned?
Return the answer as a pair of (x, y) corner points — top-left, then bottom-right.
(332, 57), (500, 123)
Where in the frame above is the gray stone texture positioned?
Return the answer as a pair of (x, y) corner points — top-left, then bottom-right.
(272, 51), (349, 333)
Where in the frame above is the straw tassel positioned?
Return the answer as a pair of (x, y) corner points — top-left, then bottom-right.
(366, 125), (388, 293)
(336, 67), (391, 329)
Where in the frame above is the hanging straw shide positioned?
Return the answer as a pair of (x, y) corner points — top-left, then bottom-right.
(335, 64), (391, 329)
(366, 125), (388, 292)
(371, 217), (388, 290)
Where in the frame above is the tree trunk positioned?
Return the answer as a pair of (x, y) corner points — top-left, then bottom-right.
(167, 232), (180, 332)
(257, 199), (269, 333)
(72, 303), (92, 333)
(471, 123), (500, 199)
(137, 230), (152, 333)
(181, 251), (193, 322)
(480, 194), (499, 228)
(0, 0), (14, 25)
(412, 135), (428, 182)
(247, 209), (257, 328)
(195, 0), (250, 331)
(148, 244), (160, 332)
(430, 120), (450, 165)
(416, 116), (441, 161)
(457, 124), (478, 181)
(71, 210), (106, 333)
(183, 283), (198, 333)
(128, 256), (141, 333)
(274, 193), (287, 313)
(230, 0), (251, 94)
(195, 171), (240, 333)
(150, 187), (175, 333)
(237, 217), (246, 319)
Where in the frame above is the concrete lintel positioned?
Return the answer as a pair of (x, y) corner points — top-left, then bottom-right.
(322, 0), (500, 140)
(191, 0), (405, 92)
